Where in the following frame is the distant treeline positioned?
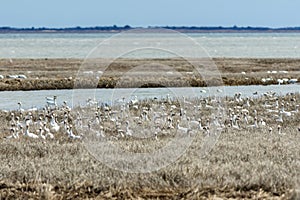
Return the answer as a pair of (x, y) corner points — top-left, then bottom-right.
(1, 25), (300, 33)
(0, 25), (132, 33)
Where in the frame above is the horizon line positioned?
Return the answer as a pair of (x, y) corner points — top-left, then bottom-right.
(1, 25), (300, 29)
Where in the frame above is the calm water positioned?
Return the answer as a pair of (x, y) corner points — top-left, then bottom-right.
(1, 85), (299, 111)
(1, 32), (300, 110)
(0, 33), (300, 58)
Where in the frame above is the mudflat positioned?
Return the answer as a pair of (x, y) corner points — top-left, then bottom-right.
(0, 57), (299, 91)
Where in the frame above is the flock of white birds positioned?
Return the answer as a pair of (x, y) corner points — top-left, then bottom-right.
(2, 89), (300, 141)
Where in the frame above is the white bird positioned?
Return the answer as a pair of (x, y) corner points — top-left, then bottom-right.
(125, 121), (133, 136)
(291, 105), (299, 114)
(259, 118), (266, 127)
(189, 118), (202, 130)
(183, 96), (192, 106)
(243, 97), (251, 108)
(242, 113), (249, 124)
(203, 99), (214, 109)
(17, 102), (25, 112)
(25, 114), (33, 126)
(247, 117), (258, 129)
(277, 125), (284, 135)
(50, 114), (60, 133)
(130, 96), (139, 105)
(10, 112), (16, 125)
(280, 105), (292, 117)
(167, 117), (174, 129)
(67, 125), (81, 139)
(154, 131), (158, 140)
(268, 127), (273, 134)
(288, 78), (297, 84)
(35, 116), (44, 128)
(43, 123), (54, 139)
(230, 116), (240, 130)
(275, 113), (283, 123)
(166, 94), (172, 104)
(86, 98), (98, 107)
(234, 93), (243, 102)
(8, 75), (18, 79)
(5, 128), (19, 139)
(24, 125), (39, 139)
(62, 101), (71, 111)
(17, 75), (27, 79)
(203, 126), (210, 136)
(277, 79), (284, 85)
(38, 127), (46, 140)
(177, 120), (191, 136)
(95, 126), (105, 138)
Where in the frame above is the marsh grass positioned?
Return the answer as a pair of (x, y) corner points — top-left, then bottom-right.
(0, 74), (300, 198)
(1, 58), (300, 90)
(0, 121), (299, 198)
(0, 132), (299, 199)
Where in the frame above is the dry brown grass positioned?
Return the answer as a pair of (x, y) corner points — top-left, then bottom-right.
(0, 128), (298, 199)
(0, 94), (299, 199)
(1, 58), (300, 90)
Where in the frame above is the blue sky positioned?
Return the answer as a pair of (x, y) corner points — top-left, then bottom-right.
(1, 0), (299, 28)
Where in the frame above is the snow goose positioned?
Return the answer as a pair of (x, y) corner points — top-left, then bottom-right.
(291, 105), (299, 114)
(130, 95), (139, 105)
(268, 127), (273, 134)
(10, 113), (16, 125)
(230, 117), (240, 130)
(17, 102), (24, 112)
(277, 79), (284, 85)
(125, 121), (133, 136)
(62, 101), (71, 112)
(259, 118), (266, 127)
(177, 120), (191, 136)
(288, 78), (297, 84)
(43, 123), (54, 139)
(277, 125), (285, 135)
(202, 126), (210, 136)
(188, 118), (201, 130)
(34, 116), (44, 128)
(24, 125), (39, 139)
(243, 97), (251, 108)
(67, 125), (81, 139)
(275, 113), (283, 123)
(50, 114), (60, 133)
(38, 127), (46, 140)
(247, 117), (258, 129)
(242, 113), (249, 124)
(5, 128), (18, 139)
(167, 117), (174, 129)
(280, 106), (292, 117)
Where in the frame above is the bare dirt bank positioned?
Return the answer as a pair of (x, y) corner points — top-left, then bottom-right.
(0, 58), (299, 91)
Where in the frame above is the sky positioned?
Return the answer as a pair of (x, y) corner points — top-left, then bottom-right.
(1, 0), (299, 28)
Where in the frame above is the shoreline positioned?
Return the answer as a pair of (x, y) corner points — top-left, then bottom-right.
(0, 57), (299, 91)
(2, 25), (300, 33)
